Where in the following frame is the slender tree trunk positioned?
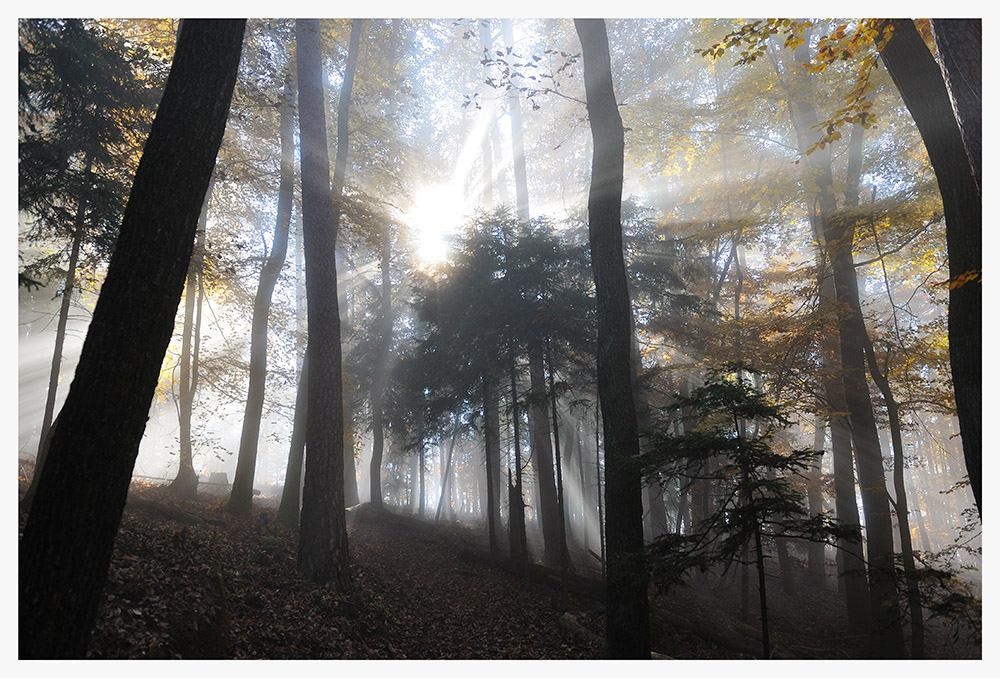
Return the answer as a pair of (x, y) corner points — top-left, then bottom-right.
(168, 186), (210, 500)
(435, 424), (458, 522)
(880, 19), (981, 516)
(863, 336), (925, 657)
(803, 114), (904, 657)
(576, 18), (650, 659)
(753, 506), (770, 659)
(546, 339), (570, 605)
(276, 217), (307, 528)
(418, 447), (426, 517)
(805, 419), (827, 588)
(483, 372), (502, 557)
(22, 156), (91, 510)
(277, 349), (308, 528)
(527, 339), (560, 567)
(596, 398), (606, 579)
(18, 20), (244, 658)
(229, 72), (295, 514)
(369, 232), (392, 508)
(508, 361), (529, 574)
(295, 17), (357, 589)
(501, 19), (529, 223)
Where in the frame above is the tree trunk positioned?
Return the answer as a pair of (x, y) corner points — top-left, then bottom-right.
(863, 334), (925, 657)
(784, 40), (897, 648)
(277, 350), (308, 528)
(805, 419), (827, 589)
(501, 19), (529, 223)
(575, 18), (650, 659)
(483, 371), (502, 557)
(168, 184), (211, 500)
(229, 71), (295, 514)
(435, 424), (458, 522)
(418, 447), (426, 517)
(527, 339), (561, 567)
(929, 20), (981, 193)
(295, 17), (357, 589)
(880, 19), (981, 516)
(369, 232), (392, 508)
(546, 339), (570, 606)
(18, 20), (244, 658)
(508, 361), (529, 574)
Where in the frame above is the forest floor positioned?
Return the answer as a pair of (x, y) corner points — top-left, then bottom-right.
(17, 473), (980, 660)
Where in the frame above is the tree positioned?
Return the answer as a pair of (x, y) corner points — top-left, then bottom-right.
(575, 17), (650, 659)
(168, 179), (212, 498)
(295, 17), (357, 589)
(369, 226), (394, 508)
(642, 364), (854, 658)
(229, 70), (296, 514)
(878, 19), (981, 516)
(783, 37), (905, 656)
(18, 19), (245, 658)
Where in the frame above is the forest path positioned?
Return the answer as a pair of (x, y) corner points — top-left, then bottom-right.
(350, 507), (602, 659)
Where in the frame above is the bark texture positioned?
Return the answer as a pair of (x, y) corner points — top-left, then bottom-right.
(575, 17), (650, 659)
(295, 17), (354, 589)
(18, 19), (245, 658)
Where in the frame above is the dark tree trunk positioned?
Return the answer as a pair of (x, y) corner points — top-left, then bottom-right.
(418, 447), (426, 517)
(295, 17), (356, 589)
(483, 372), (502, 557)
(508, 361), (529, 574)
(229, 71), (295, 514)
(880, 19), (981, 516)
(277, 350), (309, 528)
(435, 425), (458, 522)
(929, 20), (981, 192)
(805, 419), (827, 589)
(575, 18), (650, 659)
(528, 339), (561, 567)
(863, 334), (925, 657)
(546, 339), (570, 606)
(18, 20), (245, 658)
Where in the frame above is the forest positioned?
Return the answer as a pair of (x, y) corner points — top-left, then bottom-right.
(17, 17), (981, 660)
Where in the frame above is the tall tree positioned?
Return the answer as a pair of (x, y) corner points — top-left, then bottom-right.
(168, 183), (211, 498)
(295, 17), (359, 588)
(369, 227), (393, 508)
(18, 19), (245, 658)
(575, 17), (650, 659)
(785, 37), (905, 656)
(229, 70), (296, 514)
(878, 19), (981, 515)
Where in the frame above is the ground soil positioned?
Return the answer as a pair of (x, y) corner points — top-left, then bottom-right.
(17, 476), (980, 660)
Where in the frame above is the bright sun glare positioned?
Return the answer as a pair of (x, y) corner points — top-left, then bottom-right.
(406, 183), (466, 265)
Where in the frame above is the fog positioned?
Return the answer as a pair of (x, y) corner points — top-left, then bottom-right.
(18, 17), (981, 659)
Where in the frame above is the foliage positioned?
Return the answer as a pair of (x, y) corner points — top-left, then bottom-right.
(640, 362), (854, 591)
(696, 19), (898, 155)
(18, 18), (161, 281)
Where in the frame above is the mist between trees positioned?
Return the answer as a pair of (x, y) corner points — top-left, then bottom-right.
(18, 18), (980, 659)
